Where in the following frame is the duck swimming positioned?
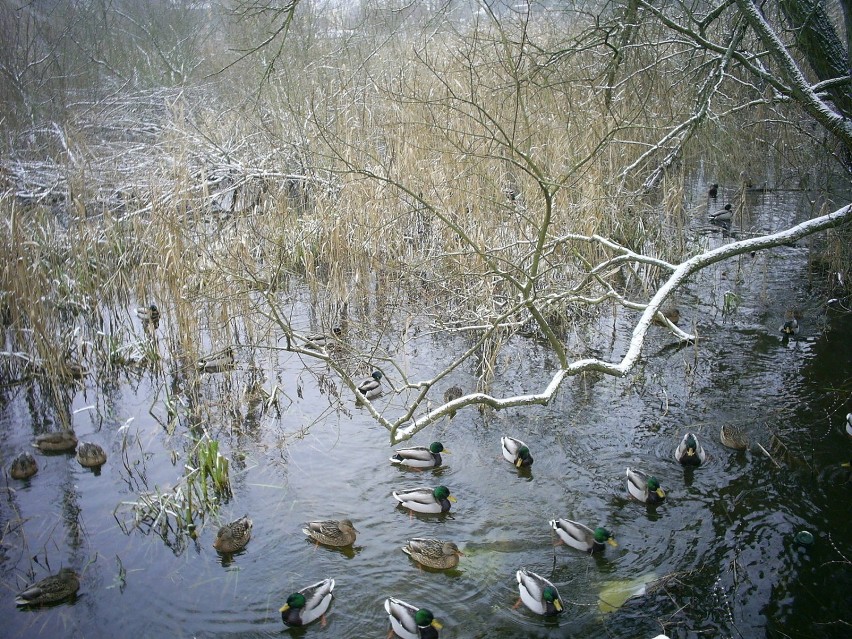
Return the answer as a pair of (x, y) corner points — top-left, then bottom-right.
(720, 424), (749, 450)
(213, 515), (252, 553)
(709, 204), (733, 222)
(33, 431), (78, 452)
(76, 442), (107, 468)
(356, 370), (383, 401)
(626, 468), (666, 504)
(674, 432), (706, 466)
(384, 597), (442, 639)
(392, 485), (456, 514)
(516, 568), (564, 616)
(280, 578), (335, 627)
(501, 436), (533, 467)
(10, 452), (38, 479)
(401, 538), (464, 569)
(302, 519), (357, 547)
(15, 568), (80, 607)
(390, 442), (448, 469)
(550, 519), (617, 554)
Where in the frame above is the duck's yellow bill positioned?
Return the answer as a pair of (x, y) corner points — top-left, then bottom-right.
(431, 620), (443, 630)
(448, 495), (457, 502)
(554, 599), (563, 612)
(279, 604), (290, 613)
(656, 488), (666, 498)
(607, 538), (619, 547)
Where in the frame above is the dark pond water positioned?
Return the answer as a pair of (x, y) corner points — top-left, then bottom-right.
(2, 181), (851, 638)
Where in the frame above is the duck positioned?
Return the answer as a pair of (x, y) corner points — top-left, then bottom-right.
(356, 370), (383, 401)
(390, 442), (448, 469)
(516, 568), (564, 616)
(501, 436), (533, 467)
(10, 452), (38, 479)
(213, 515), (252, 553)
(443, 386), (463, 418)
(136, 304), (161, 330)
(280, 578), (335, 627)
(846, 413), (852, 437)
(549, 519), (617, 554)
(720, 423), (749, 450)
(33, 430), (78, 452)
(198, 347), (235, 373)
(708, 183), (718, 198)
(674, 432), (706, 466)
(392, 485), (456, 514)
(76, 442), (107, 468)
(652, 308), (681, 326)
(15, 568), (80, 606)
(709, 203), (733, 222)
(626, 468), (666, 504)
(384, 597), (442, 639)
(302, 519), (358, 547)
(402, 538), (464, 569)
(780, 309), (803, 336)
(304, 327), (342, 350)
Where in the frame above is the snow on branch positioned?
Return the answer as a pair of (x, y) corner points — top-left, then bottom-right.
(386, 203), (851, 443)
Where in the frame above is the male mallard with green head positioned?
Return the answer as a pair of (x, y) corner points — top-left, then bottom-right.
(402, 538), (464, 570)
(33, 430), (78, 452)
(515, 568), (564, 616)
(304, 326), (342, 350)
(136, 304), (160, 330)
(780, 309), (803, 336)
(674, 432), (706, 466)
(198, 347), (235, 373)
(280, 578), (335, 627)
(213, 515), (252, 553)
(356, 370), (383, 401)
(392, 485), (456, 514)
(76, 442), (107, 468)
(626, 468), (666, 504)
(384, 597), (443, 639)
(390, 442), (448, 469)
(549, 519), (617, 554)
(302, 519), (357, 547)
(10, 452), (38, 479)
(501, 436), (533, 467)
(15, 568), (80, 607)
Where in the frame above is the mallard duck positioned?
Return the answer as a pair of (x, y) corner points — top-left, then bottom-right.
(626, 468), (666, 504)
(392, 485), (456, 514)
(846, 413), (852, 437)
(33, 430), (78, 452)
(15, 568), (80, 606)
(780, 309), (802, 336)
(384, 597), (442, 639)
(709, 203), (733, 222)
(720, 423), (749, 450)
(516, 568), (564, 616)
(390, 442), (448, 469)
(549, 519), (617, 554)
(198, 347), (235, 373)
(501, 436), (533, 467)
(10, 452), (38, 479)
(136, 304), (161, 330)
(302, 519), (357, 547)
(402, 538), (464, 569)
(304, 327), (342, 350)
(356, 370), (383, 401)
(708, 183), (718, 198)
(280, 578), (335, 627)
(76, 442), (107, 468)
(213, 515), (252, 553)
(443, 386), (463, 418)
(674, 432), (706, 466)
(652, 308), (680, 326)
